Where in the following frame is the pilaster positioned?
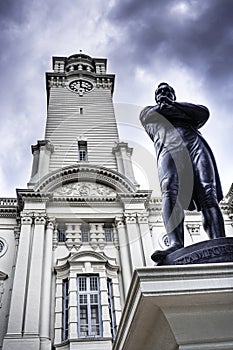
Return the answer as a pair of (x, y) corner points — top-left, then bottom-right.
(111, 276), (122, 330)
(40, 218), (55, 348)
(100, 273), (112, 338)
(112, 142), (137, 186)
(24, 213), (46, 335)
(68, 270), (78, 339)
(137, 212), (154, 266)
(124, 212), (145, 269)
(5, 214), (33, 335)
(54, 278), (63, 345)
(115, 217), (132, 296)
(28, 140), (54, 186)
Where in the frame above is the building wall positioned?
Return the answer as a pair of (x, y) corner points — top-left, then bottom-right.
(45, 86), (119, 171)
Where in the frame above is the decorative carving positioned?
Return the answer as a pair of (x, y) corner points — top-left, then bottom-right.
(49, 76), (66, 88)
(14, 227), (20, 242)
(159, 233), (170, 249)
(186, 224), (200, 235)
(47, 219), (55, 230)
(53, 182), (117, 198)
(21, 216), (33, 225)
(115, 217), (125, 229)
(34, 215), (46, 225)
(137, 212), (149, 224)
(0, 239), (6, 256)
(36, 164), (136, 194)
(124, 213), (137, 224)
(0, 198), (17, 218)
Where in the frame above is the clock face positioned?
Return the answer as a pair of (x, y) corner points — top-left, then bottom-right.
(69, 80), (93, 93)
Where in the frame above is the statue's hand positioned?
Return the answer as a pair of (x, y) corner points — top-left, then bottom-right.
(160, 96), (174, 105)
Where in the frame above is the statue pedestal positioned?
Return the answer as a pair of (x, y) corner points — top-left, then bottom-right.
(158, 237), (233, 265)
(113, 264), (233, 350)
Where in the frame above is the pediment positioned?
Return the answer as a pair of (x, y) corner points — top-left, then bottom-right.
(53, 181), (117, 198)
(34, 164), (136, 194)
(56, 251), (118, 272)
(70, 251), (107, 263)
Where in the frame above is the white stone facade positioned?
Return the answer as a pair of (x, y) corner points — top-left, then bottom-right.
(0, 53), (233, 350)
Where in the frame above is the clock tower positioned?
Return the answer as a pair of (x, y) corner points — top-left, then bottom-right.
(28, 53), (137, 186)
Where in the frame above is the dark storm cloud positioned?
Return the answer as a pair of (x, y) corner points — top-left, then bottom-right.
(106, 0), (233, 193)
(108, 0), (233, 86)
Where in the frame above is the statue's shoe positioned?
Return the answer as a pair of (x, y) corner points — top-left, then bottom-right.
(151, 243), (183, 263)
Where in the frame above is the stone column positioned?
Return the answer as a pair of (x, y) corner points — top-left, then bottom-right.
(69, 270), (78, 339)
(111, 276), (122, 329)
(40, 219), (55, 349)
(100, 273), (112, 338)
(24, 214), (46, 335)
(54, 278), (63, 345)
(28, 141), (53, 186)
(137, 212), (154, 266)
(115, 217), (132, 296)
(6, 215), (33, 335)
(112, 142), (137, 185)
(125, 213), (145, 269)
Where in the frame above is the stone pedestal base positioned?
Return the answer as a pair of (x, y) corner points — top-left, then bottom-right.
(158, 237), (233, 266)
(113, 264), (233, 350)
(2, 337), (40, 350)
(2, 336), (52, 350)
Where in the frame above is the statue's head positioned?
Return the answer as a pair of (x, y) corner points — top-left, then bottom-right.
(155, 82), (176, 103)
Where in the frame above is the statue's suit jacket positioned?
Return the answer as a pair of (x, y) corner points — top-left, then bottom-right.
(140, 101), (223, 211)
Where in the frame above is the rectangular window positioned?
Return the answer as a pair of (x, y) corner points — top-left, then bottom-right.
(62, 279), (69, 341)
(81, 223), (90, 242)
(104, 223), (114, 242)
(57, 226), (66, 243)
(77, 276), (102, 338)
(107, 278), (117, 339)
(78, 141), (88, 161)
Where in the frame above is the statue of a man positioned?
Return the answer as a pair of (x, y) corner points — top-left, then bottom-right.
(140, 82), (226, 262)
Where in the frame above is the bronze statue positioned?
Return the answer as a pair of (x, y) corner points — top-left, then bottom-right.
(140, 82), (226, 263)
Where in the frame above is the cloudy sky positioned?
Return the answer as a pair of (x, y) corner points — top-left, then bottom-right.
(1, 0), (233, 197)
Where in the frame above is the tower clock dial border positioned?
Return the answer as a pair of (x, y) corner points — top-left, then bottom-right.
(68, 79), (94, 96)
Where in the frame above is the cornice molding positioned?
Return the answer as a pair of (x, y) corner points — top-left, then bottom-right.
(16, 189), (51, 211)
(118, 190), (152, 205)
